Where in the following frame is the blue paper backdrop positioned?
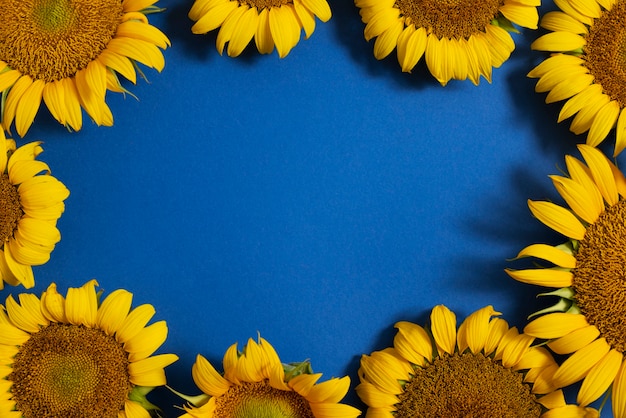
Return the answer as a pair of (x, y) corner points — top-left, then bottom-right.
(9, 0), (617, 416)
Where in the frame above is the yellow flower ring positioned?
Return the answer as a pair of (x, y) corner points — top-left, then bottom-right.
(0, 280), (178, 418)
(188, 0), (332, 58)
(507, 145), (626, 415)
(528, 0), (626, 155)
(356, 305), (597, 417)
(0, 130), (69, 289)
(178, 336), (361, 418)
(0, 0), (170, 137)
(354, 0), (539, 85)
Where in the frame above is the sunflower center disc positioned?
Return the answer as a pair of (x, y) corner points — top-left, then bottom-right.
(0, 173), (23, 243)
(9, 323), (131, 418)
(573, 199), (626, 352)
(394, 0), (503, 39)
(395, 352), (541, 418)
(214, 381), (315, 418)
(239, 0), (289, 9)
(585, 0), (626, 107)
(0, 0), (123, 82)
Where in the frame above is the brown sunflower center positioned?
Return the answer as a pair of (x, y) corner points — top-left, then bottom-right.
(395, 352), (541, 418)
(9, 323), (131, 418)
(0, 0), (123, 82)
(214, 381), (315, 418)
(584, 0), (626, 107)
(573, 199), (626, 352)
(394, 0), (504, 39)
(0, 173), (23, 243)
(239, 0), (290, 9)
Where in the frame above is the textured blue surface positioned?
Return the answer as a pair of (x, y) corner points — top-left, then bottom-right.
(10, 0), (616, 415)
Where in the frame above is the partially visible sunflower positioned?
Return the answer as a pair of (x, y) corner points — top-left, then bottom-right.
(506, 144), (626, 416)
(528, 0), (626, 155)
(0, 280), (179, 417)
(354, 0), (539, 85)
(356, 305), (597, 418)
(0, 0), (170, 137)
(0, 129), (69, 289)
(176, 336), (361, 418)
(188, 0), (331, 58)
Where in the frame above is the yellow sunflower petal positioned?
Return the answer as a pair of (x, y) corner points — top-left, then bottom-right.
(40, 282), (66, 323)
(359, 351), (408, 395)
(524, 313), (589, 339)
(578, 144), (619, 205)
(309, 403), (361, 418)
(96, 289), (133, 336)
(513, 346), (556, 372)
(586, 100), (621, 148)
(528, 53), (585, 79)
(501, 333), (534, 368)
(396, 25), (425, 73)
(228, 6), (259, 57)
(125, 321), (168, 362)
(355, 381), (399, 409)
(468, 33), (492, 83)
(106, 37), (165, 71)
(255, 7), (274, 54)
(512, 243), (577, 268)
(553, 0), (594, 24)
(115, 303), (156, 343)
(191, 1), (238, 34)
(189, 0), (229, 21)
(373, 18), (402, 60)
(484, 317), (509, 355)
(115, 20), (170, 49)
(528, 200), (587, 240)
(569, 0), (602, 18)
(535, 63), (588, 94)
(289, 373), (323, 397)
(5, 293), (47, 333)
(546, 73), (595, 104)
(6, 237), (51, 265)
(14, 217), (60, 250)
(216, 5), (249, 55)
(300, 0), (331, 21)
(549, 175), (603, 224)
(3, 75), (33, 132)
(192, 354), (231, 397)
(15, 79), (45, 137)
(307, 376), (350, 404)
(570, 92), (611, 135)
(531, 31), (586, 51)
(123, 0), (158, 12)
(269, 5), (301, 58)
(363, 7), (400, 41)
(541, 405), (598, 418)
(539, 11), (589, 33)
(65, 280), (98, 327)
(459, 305), (501, 355)
(98, 50), (137, 84)
(293, 0), (316, 39)
(3, 245), (34, 288)
(577, 349), (623, 406)
(393, 321), (434, 366)
(548, 325), (601, 355)
(123, 400), (151, 418)
(499, 2), (538, 28)
(537, 389), (567, 409)
(0, 323), (31, 346)
(484, 24), (514, 67)
(430, 304), (457, 355)
(128, 353), (178, 386)
(559, 84), (604, 122)
(425, 35), (452, 86)
(505, 268), (573, 287)
(552, 338), (610, 388)
(613, 361), (626, 418)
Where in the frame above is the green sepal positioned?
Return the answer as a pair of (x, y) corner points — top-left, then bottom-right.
(283, 361), (313, 381)
(166, 385), (211, 407)
(491, 16), (519, 33)
(538, 287), (575, 300)
(128, 386), (161, 411)
(528, 298), (572, 319)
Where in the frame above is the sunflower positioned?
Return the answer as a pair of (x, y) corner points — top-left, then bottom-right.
(356, 304), (598, 418)
(506, 144), (626, 416)
(0, 129), (69, 289)
(353, 0), (539, 85)
(528, 0), (626, 155)
(0, 280), (179, 417)
(188, 0), (331, 58)
(176, 336), (361, 418)
(0, 0), (170, 137)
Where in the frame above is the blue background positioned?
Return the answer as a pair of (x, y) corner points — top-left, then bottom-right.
(10, 0), (617, 415)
